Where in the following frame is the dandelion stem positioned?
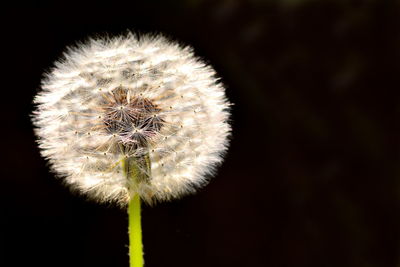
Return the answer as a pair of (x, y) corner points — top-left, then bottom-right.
(123, 154), (150, 267)
(128, 192), (143, 267)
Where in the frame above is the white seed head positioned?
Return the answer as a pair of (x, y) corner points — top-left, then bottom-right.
(32, 33), (231, 205)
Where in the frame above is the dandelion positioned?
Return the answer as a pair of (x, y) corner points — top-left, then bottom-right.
(32, 32), (231, 267)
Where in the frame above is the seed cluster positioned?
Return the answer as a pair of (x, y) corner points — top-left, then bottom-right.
(102, 86), (164, 149)
(33, 33), (231, 205)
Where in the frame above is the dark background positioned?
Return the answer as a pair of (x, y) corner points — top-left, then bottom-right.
(2, 1), (400, 266)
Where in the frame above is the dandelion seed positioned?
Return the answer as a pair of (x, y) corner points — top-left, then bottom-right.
(32, 32), (231, 205)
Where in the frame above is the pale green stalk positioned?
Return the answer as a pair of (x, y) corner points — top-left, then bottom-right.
(128, 193), (143, 267)
(122, 154), (150, 267)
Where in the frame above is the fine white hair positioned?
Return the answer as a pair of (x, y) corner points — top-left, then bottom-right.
(32, 32), (231, 205)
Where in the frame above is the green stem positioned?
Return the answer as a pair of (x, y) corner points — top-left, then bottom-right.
(128, 193), (143, 267)
(122, 153), (150, 267)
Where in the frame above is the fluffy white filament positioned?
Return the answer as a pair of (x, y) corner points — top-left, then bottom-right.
(32, 33), (231, 205)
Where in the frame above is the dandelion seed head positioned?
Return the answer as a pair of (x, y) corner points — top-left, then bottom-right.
(32, 32), (231, 205)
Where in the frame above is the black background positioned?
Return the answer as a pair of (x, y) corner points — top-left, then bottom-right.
(2, 1), (400, 266)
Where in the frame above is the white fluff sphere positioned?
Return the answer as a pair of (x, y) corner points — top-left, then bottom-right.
(32, 33), (231, 205)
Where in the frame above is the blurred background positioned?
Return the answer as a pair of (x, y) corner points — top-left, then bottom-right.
(2, 1), (400, 266)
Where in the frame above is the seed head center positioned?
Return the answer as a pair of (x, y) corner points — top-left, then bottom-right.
(102, 87), (163, 147)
